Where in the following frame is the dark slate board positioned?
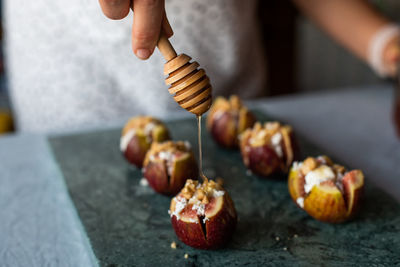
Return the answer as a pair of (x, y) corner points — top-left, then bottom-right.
(49, 113), (400, 267)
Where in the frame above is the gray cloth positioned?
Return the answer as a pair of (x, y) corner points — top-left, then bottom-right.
(0, 134), (98, 267)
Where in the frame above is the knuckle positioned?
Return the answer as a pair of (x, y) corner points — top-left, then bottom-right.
(134, 31), (157, 44)
(140, 0), (159, 8)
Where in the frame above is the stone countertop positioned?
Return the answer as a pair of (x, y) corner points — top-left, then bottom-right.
(0, 85), (399, 266)
(49, 113), (400, 266)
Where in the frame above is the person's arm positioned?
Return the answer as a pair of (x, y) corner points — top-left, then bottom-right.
(99, 0), (173, 60)
(293, 0), (399, 76)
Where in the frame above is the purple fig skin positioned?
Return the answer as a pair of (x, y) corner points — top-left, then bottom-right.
(124, 135), (149, 168)
(121, 116), (170, 168)
(171, 195), (237, 249)
(342, 170), (364, 218)
(210, 112), (237, 148)
(144, 154), (198, 195)
(207, 96), (256, 149)
(246, 144), (282, 177)
(169, 155), (198, 195)
(240, 122), (299, 177)
(143, 161), (169, 194)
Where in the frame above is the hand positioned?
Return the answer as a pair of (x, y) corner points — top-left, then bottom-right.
(99, 0), (173, 60)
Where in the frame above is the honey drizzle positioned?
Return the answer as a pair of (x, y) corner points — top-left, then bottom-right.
(196, 115), (208, 182)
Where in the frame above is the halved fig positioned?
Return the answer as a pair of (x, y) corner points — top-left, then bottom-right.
(120, 116), (170, 168)
(288, 156), (364, 223)
(143, 141), (198, 195)
(239, 122), (299, 177)
(206, 95), (256, 148)
(169, 179), (237, 249)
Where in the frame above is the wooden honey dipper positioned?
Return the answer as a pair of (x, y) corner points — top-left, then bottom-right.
(157, 34), (212, 116)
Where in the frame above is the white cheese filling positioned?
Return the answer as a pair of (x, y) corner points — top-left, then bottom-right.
(296, 197), (304, 208)
(291, 161), (303, 171)
(270, 132), (283, 157)
(168, 196), (187, 220)
(304, 165), (336, 194)
(295, 162), (342, 209)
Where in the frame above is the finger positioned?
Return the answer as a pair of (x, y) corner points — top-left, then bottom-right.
(132, 0), (164, 59)
(162, 11), (174, 38)
(99, 0), (131, 20)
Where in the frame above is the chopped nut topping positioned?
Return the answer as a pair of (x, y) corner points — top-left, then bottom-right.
(143, 141), (192, 166)
(301, 157), (318, 175)
(122, 116), (163, 136)
(180, 179), (224, 202)
(253, 122), (262, 132)
(299, 156), (348, 197)
(229, 95), (242, 110)
(241, 122), (294, 166)
(318, 155), (333, 166)
(300, 156), (346, 177)
(170, 179), (226, 220)
(333, 164), (346, 174)
(206, 95), (245, 129)
(264, 121), (280, 131)
(196, 189), (205, 200)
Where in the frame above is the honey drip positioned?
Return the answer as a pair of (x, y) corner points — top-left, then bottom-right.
(197, 115), (208, 182)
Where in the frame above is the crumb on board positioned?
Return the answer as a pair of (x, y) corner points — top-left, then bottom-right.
(283, 247), (287, 251)
(139, 177), (149, 187)
(184, 253), (189, 259)
(170, 242), (177, 249)
(294, 234), (298, 238)
(275, 236), (280, 241)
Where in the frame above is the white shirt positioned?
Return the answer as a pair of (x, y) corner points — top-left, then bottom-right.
(4, 0), (267, 133)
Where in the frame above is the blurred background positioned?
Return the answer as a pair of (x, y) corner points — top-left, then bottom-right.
(0, 0), (399, 134)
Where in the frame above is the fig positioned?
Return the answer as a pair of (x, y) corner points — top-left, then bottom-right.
(239, 121), (299, 177)
(207, 95), (256, 148)
(143, 141), (198, 195)
(288, 156), (364, 223)
(120, 116), (170, 168)
(169, 179), (237, 249)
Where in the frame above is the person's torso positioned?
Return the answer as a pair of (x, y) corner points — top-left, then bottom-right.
(4, 0), (267, 133)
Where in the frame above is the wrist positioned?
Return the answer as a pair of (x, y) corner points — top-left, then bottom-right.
(368, 24), (400, 77)
(382, 36), (400, 77)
